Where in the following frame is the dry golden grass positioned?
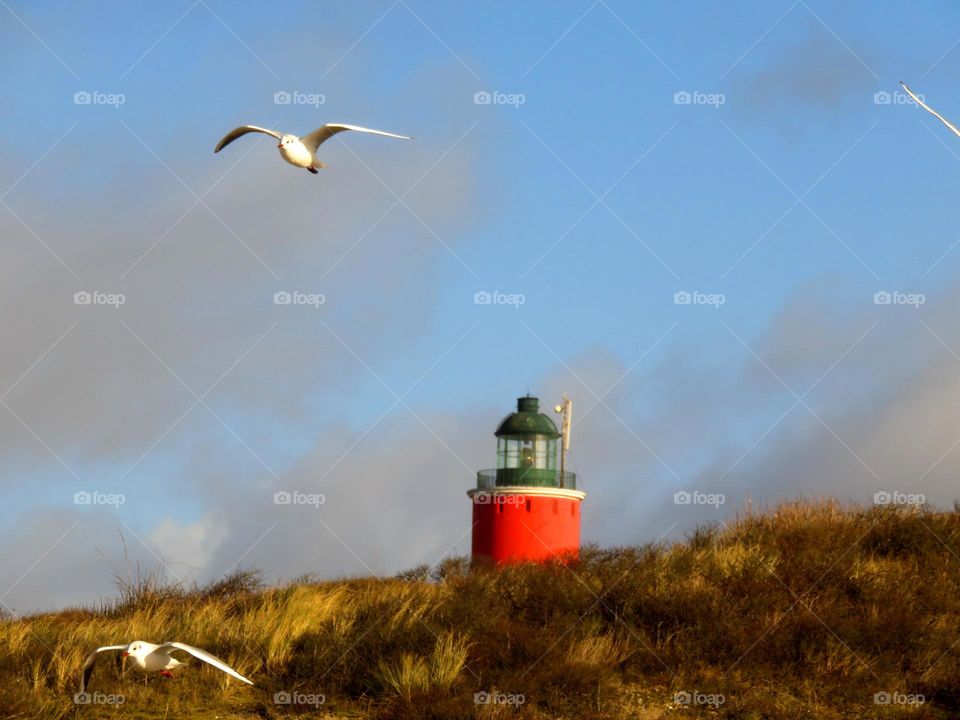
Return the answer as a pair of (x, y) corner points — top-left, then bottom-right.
(3, 499), (960, 718)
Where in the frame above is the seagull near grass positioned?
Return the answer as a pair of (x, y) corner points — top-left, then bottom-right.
(214, 122), (411, 174)
(81, 640), (253, 692)
(900, 81), (960, 138)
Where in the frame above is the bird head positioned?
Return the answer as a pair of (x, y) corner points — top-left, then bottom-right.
(278, 134), (296, 149)
(122, 641), (145, 659)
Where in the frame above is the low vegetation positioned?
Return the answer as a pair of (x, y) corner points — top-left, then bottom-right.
(3, 500), (960, 718)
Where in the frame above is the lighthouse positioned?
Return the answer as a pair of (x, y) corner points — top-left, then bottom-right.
(468, 394), (585, 562)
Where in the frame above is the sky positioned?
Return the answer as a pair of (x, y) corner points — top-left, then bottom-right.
(3, 0), (960, 613)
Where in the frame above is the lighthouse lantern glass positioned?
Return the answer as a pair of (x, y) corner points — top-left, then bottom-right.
(496, 435), (557, 486)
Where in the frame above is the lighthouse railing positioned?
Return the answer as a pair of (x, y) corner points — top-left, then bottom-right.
(476, 469), (577, 490)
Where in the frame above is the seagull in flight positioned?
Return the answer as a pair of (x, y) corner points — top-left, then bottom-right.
(214, 123), (411, 174)
(900, 81), (960, 137)
(81, 640), (253, 692)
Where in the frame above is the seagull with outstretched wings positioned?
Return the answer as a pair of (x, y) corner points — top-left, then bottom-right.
(81, 639), (253, 692)
(214, 122), (411, 174)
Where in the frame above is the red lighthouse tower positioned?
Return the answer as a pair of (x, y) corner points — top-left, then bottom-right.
(468, 395), (585, 563)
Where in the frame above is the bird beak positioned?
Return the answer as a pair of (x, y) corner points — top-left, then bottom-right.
(277, 143), (283, 148)
(122, 652), (129, 657)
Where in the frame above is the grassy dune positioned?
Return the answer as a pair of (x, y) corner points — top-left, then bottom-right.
(3, 500), (960, 718)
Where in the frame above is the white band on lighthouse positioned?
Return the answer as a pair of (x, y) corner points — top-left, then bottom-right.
(467, 487), (586, 501)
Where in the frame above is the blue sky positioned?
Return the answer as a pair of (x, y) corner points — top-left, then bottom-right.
(4, 1), (960, 612)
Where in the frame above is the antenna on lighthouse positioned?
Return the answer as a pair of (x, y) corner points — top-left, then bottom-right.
(554, 393), (572, 487)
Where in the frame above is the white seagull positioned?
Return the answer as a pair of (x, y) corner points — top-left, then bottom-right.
(900, 81), (960, 137)
(214, 123), (411, 174)
(81, 640), (253, 692)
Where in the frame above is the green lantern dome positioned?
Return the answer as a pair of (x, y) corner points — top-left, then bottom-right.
(490, 396), (561, 488)
(495, 396), (561, 438)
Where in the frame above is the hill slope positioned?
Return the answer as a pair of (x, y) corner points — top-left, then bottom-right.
(3, 500), (959, 719)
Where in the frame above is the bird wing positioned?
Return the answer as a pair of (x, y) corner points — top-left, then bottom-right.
(80, 645), (127, 693)
(158, 642), (254, 685)
(300, 123), (411, 153)
(900, 82), (960, 138)
(214, 125), (282, 153)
